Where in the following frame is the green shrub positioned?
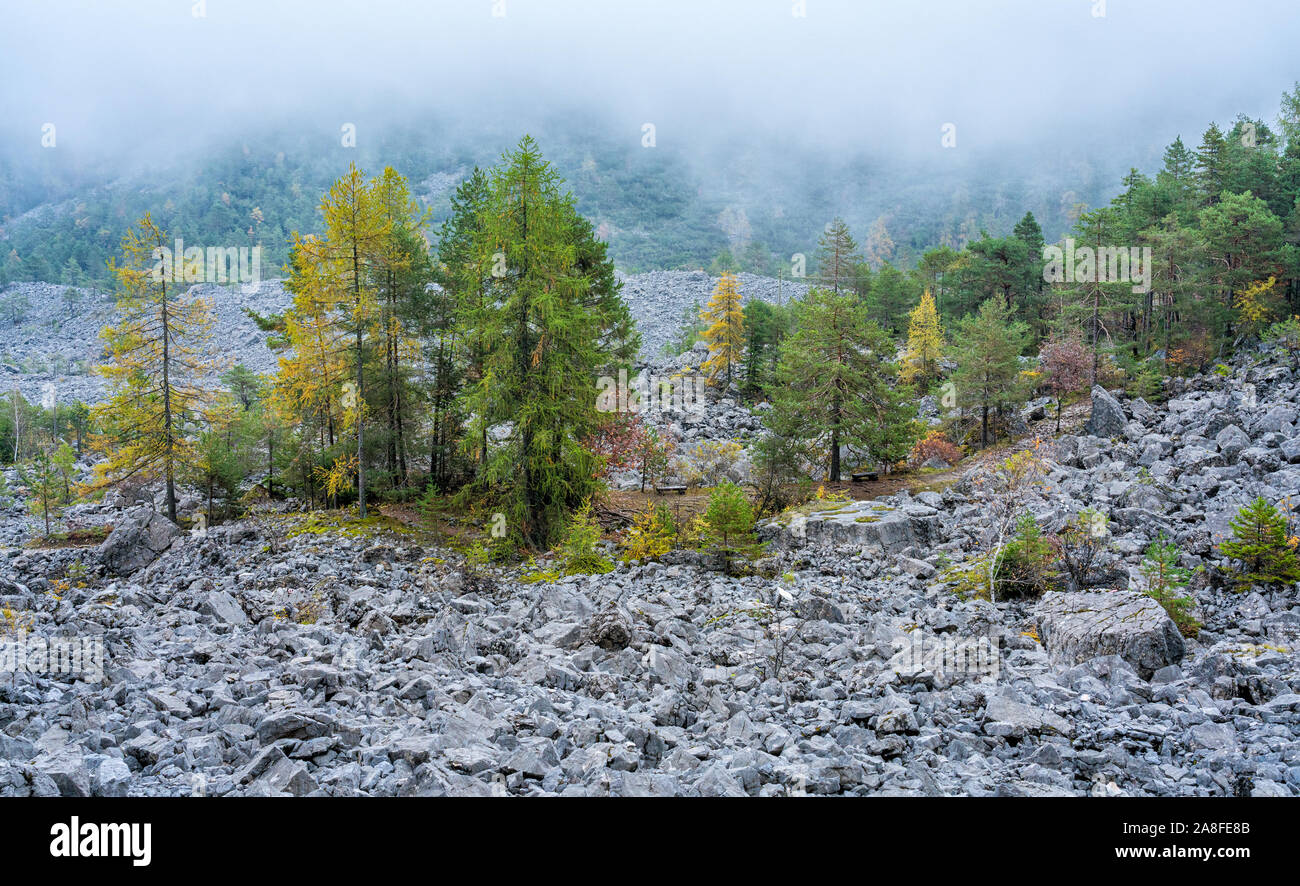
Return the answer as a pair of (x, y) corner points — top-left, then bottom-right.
(559, 499), (614, 575)
(1219, 497), (1300, 588)
(698, 481), (764, 575)
(619, 505), (676, 563)
(994, 513), (1059, 599)
(1141, 535), (1201, 638)
(1264, 315), (1300, 367)
(1124, 356), (1166, 401)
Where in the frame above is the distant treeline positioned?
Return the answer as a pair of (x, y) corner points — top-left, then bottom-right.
(0, 112), (1128, 288)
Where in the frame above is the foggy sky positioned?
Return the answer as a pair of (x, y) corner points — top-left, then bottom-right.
(2, 0), (1299, 169)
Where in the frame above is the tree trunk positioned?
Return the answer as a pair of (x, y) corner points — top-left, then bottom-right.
(356, 319), (365, 519)
(160, 278), (177, 524)
(829, 425), (841, 483)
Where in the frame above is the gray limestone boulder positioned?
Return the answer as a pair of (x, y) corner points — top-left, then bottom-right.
(1034, 589), (1185, 679)
(1083, 386), (1127, 438)
(97, 506), (180, 576)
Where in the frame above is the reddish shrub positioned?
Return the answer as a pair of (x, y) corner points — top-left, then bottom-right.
(910, 430), (963, 468)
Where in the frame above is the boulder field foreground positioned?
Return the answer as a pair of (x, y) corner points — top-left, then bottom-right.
(2, 345), (1299, 796)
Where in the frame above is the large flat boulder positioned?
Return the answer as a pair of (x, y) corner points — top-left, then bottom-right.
(759, 500), (939, 554)
(97, 506), (180, 576)
(1034, 589), (1184, 680)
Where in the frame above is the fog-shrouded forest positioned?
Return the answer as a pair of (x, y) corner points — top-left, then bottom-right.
(0, 108), (1138, 286)
(3, 0), (1298, 287)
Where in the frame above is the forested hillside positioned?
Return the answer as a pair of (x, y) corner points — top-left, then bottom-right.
(0, 111), (1131, 288)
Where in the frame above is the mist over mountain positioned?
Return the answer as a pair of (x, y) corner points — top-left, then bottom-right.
(2, 0), (1298, 284)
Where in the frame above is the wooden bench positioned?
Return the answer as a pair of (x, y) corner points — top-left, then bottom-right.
(654, 485), (688, 496)
(850, 471), (879, 483)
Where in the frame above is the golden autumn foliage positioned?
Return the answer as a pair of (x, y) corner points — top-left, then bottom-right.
(900, 289), (944, 385)
(1234, 276), (1280, 338)
(91, 213), (217, 522)
(700, 272), (745, 387)
(281, 163), (393, 516)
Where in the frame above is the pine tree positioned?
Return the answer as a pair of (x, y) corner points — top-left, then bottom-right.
(20, 450), (62, 538)
(1141, 536), (1200, 638)
(558, 499), (614, 575)
(1012, 211), (1047, 320)
(52, 442), (76, 504)
(1060, 206), (1134, 384)
(814, 218), (863, 294)
(434, 167), (492, 479)
(189, 394), (249, 525)
(92, 214), (216, 523)
(965, 234), (1031, 316)
(698, 481), (763, 575)
(1140, 214), (1201, 356)
(900, 289), (944, 386)
(700, 272), (745, 387)
(371, 167), (432, 487)
(1219, 496), (1300, 587)
(1159, 135), (1198, 222)
(1199, 193), (1284, 317)
(1195, 123), (1230, 206)
(951, 297), (1029, 448)
(868, 262), (921, 333)
(750, 425), (809, 515)
(769, 287), (916, 481)
(221, 364), (263, 410)
(917, 246), (963, 316)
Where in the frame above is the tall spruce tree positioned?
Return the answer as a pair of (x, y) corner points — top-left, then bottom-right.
(433, 167), (492, 480)
(463, 136), (638, 548)
(1195, 123), (1230, 206)
(769, 287), (915, 481)
(814, 218), (863, 294)
(951, 297), (1029, 448)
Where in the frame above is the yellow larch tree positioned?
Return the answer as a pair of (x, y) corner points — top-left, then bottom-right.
(92, 213), (217, 523)
(285, 164), (390, 517)
(701, 272), (745, 387)
(275, 257), (347, 454)
(901, 289), (945, 386)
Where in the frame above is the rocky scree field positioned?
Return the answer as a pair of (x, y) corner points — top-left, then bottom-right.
(1, 344), (1299, 797)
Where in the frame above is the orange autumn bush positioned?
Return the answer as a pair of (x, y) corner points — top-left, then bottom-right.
(910, 430), (963, 468)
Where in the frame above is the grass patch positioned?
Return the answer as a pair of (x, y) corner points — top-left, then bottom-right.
(283, 510), (417, 541)
(24, 525), (110, 549)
